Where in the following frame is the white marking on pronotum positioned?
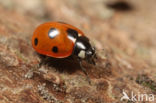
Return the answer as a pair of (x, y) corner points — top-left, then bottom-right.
(78, 50), (85, 59)
(77, 42), (86, 50)
(68, 35), (76, 42)
(48, 28), (59, 39)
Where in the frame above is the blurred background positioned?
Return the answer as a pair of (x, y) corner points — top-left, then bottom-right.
(0, 0), (155, 103)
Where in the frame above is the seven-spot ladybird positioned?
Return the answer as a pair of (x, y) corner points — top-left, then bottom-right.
(32, 22), (96, 82)
(32, 22), (96, 64)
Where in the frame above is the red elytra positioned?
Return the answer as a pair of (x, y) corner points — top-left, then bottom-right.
(32, 22), (85, 58)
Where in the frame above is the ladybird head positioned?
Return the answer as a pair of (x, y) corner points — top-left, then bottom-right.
(74, 36), (96, 65)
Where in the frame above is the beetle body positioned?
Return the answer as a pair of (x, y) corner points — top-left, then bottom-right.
(32, 22), (95, 64)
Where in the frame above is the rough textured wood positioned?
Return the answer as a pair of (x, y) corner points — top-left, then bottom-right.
(0, 0), (155, 103)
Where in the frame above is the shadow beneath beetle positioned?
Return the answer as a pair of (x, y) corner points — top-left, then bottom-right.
(38, 54), (81, 74)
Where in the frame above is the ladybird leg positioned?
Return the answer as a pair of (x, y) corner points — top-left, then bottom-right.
(91, 52), (98, 65)
(90, 58), (96, 65)
(79, 60), (91, 84)
(87, 57), (96, 65)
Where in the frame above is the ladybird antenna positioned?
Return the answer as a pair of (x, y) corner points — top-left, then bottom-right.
(79, 60), (91, 84)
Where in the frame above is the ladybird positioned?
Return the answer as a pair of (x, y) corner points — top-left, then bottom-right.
(32, 22), (96, 83)
(32, 22), (96, 65)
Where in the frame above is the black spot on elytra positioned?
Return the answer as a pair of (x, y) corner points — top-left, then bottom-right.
(34, 38), (38, 46)
(52, 46), (58, 53)
(67, 28), (78, 39)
